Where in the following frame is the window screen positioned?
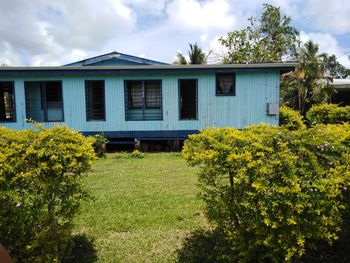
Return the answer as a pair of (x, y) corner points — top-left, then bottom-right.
(179, 79), (197, 120)
(127, 81), (143, 108)
(85, 80), (105, 121)
(0, 82), (15, 122)
(145, 80), (161, 108)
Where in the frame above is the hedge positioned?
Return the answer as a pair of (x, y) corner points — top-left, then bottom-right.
(279, 105), (306, 130)
(0, 125), (95, 262)
(307, 104), (350, 125)
(183, 124), (350, 262)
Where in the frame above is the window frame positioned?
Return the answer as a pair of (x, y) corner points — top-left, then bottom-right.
(216, 73), (236, 96)
(85, 80), (106, 122)
(0, 81), (16, 123)
(124, 79), (163, 121)
(25, 81), (64, 123)
(178, 78), (198, 121)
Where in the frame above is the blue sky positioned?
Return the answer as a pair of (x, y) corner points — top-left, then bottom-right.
(0, 0), (349, 67)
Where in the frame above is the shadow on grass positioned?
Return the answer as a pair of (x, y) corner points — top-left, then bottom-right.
(177, 228), (232, 263)
(63, 234), (98, 263)
(300, 211), (350, 262)
(177, 227), (350, 263)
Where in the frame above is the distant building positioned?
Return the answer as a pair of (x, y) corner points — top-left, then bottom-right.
(331, 78), (350, 106)
(0, 51), (295, 145)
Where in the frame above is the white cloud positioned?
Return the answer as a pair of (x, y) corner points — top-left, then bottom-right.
(100, 0), (239, 64)
(123, 0), (166, 15)
(303, 0), (350, 35)
(70, 49), (88, 62)
(207, 36), (228, 63)
(200, 34), (208, 42)
(0, 0), (140, 65)
(0, 0), (349, 67)
(43, 0), (136, 49)
(0, 42), (22, 66)
(166, 0), (235, 32)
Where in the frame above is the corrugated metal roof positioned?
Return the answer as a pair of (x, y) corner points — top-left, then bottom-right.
(331, 78), (350, 90)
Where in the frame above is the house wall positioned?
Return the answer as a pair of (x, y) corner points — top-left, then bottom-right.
(0, 71), (280, 136)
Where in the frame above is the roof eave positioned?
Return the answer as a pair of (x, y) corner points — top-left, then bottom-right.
(0, 62), (298, 72)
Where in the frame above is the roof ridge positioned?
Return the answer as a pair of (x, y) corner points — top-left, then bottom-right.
(63, 51), (118, 66)
(63, 51), (167, 66)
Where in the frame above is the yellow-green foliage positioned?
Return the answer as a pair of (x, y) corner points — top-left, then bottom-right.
(131, 149), (144, 158)
(0, 125), (96, 262)
(307, 104), (350, 125)
(280, 105), (306, 130)
(183, 124), (350, 262)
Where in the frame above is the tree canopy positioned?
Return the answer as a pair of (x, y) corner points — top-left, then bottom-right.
(321, 53), (350, 78)
(220, 4), (299, 63)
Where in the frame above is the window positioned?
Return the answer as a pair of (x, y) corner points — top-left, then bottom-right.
(25, 81), (64, 122)
(179, 79), (197, 120)
(85, 80), (105, 121)
(125, 80), (162, 121)
(216, 73), (235, 96)
(0, 82), (15, 122)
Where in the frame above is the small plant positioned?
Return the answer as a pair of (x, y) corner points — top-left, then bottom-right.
(131, 149), (144, 158)
(92, 134), (108, 158)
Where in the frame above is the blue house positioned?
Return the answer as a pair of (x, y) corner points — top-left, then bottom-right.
(0, 51), (295, 145)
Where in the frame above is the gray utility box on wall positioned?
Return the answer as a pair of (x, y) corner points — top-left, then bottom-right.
(267, 103), (279, 115)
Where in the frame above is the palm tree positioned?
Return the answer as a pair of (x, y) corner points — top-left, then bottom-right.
(174, 43), (210, 64)
(281, 40), (334, 116)
(176, 53), (188, 65)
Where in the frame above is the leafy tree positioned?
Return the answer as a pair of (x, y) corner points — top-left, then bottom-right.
(220, 4), (299, 63)
(174, 43), (210, 64)
(320, 53), (350, 78)
(281, 40), (334, 116)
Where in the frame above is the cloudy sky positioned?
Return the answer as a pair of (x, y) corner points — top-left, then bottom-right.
(0, 0), (349, 67)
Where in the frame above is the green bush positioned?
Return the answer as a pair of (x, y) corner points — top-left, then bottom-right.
(92, 133), (108, 158)
(307, 104), (350, 125)
(183, 124), (350, 262)
(0, 125), (96, 262)
(279, 105), (306, 130)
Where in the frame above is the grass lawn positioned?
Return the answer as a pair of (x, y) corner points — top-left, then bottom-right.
(73, 152), (207, 263)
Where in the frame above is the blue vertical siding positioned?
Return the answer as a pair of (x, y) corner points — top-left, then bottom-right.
(0, 71), (280, 134)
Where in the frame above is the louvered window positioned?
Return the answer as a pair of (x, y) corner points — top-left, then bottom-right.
(25, 81), (63, 122)
(125, 80), (162, 120)
(85, 80), (105, 121)
(0, 82), (15, 122)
